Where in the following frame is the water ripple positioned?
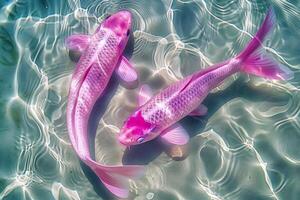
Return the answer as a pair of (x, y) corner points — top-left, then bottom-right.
(0, 0), (300, 199)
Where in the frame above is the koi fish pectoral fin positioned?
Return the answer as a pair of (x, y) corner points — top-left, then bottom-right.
(116, 56), (138, 88)
(65, 34), (91, 53)
(160, 124), (190, 145)
(189, 104), (208, 116)
(138, 84), (154, 106)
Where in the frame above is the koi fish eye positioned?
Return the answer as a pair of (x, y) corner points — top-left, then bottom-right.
(126, 30), (130, 36)
(105, 14), (111, 19)
(137, 137), (144, 143)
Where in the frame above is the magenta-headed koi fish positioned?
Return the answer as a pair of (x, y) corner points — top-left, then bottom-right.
(118, 9), (293, 147)
(66, 11), (144, 198)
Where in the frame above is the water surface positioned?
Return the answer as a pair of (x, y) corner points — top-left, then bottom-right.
(1, 0), (300, 200)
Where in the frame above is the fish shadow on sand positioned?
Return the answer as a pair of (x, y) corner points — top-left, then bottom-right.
(78, 32), (136, 200)
(122, 77), (287, 165)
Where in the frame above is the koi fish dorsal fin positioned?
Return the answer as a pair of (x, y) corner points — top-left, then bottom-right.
(137, 75), (194, 107)
(159, 75), (194, 99)
(116, 56), (138, 88)
(138, 84), (154, 106)
(65, 34), (91, 53)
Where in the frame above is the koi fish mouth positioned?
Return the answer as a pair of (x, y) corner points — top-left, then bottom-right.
(102, 10), (132, 37)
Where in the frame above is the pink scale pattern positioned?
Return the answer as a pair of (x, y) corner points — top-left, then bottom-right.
(141, 62), (239, 132)
(71, 29), (119, 156)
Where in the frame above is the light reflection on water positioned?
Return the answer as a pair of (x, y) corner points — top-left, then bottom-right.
(0, 0), (300, 200)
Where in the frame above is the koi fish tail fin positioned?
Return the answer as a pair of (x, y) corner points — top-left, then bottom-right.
(237, 7), (293, 80)
(239, 50), (293, 80)
(85, 158), (145, 198)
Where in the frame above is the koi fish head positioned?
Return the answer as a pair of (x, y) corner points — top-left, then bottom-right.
(101, 10), (132, 51)
(118, 111), (157, 146)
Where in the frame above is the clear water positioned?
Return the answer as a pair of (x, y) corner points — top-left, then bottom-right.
(1, 0), (300, 200)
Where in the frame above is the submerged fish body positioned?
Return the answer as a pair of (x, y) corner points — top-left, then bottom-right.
(118, 8), (294, 146)
(66, 11), (144, 198)
(68, 27), (119, 158)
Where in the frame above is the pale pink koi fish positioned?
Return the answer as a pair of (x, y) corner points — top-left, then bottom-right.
(66, 11), (144, 198)
(118, 9), (293, 147)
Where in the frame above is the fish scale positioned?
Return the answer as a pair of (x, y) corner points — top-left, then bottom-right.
(66, 30), (108, 133)
(119, 8), (293, 151)
(141, 62), (239, 131)
(66, 11), (145, 198)
(73, 30), (118, 156)
(70, 31), (106, 90)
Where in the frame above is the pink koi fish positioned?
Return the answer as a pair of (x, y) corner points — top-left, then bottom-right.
(66, 11), (144, 198)
(118, 9), (293, 147)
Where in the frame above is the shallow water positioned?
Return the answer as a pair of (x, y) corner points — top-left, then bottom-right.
(1, 0), (300, 200)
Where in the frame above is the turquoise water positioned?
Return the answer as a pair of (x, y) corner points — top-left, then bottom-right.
(1, 0), (300, 199)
